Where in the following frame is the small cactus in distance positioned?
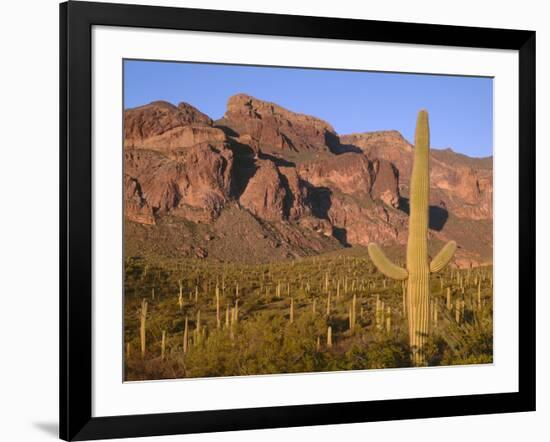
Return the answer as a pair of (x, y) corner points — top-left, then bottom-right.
(139, 298), (148, 358)
(216, 287), (220, 329)
(183, 316), (189, 354)
(368, 110), (457, 366)
(327, 326), (332, 349)
(178, 280), (183, 310)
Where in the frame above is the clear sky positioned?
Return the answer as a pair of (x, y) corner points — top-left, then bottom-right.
(124, 60), (493, 158)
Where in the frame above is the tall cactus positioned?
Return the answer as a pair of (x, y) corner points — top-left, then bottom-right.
(368, 110), (456, 366)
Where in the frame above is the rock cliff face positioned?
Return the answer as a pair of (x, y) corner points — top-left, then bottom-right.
(124, 100), (238, 222)
(125, 101), (212, 142)
(218, 94), (340, 155)
(124, 95), (493, 265)
(239, 160), (288, 222)
(341, 132), (492, 220)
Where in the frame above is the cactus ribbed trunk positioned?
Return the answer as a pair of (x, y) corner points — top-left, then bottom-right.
(406, 110), (431, 366)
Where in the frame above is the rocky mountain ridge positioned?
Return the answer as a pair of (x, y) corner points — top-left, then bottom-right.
(124, 94), (493, 266)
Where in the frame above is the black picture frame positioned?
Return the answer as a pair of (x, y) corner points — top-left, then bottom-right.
(60, 1), (536, 440)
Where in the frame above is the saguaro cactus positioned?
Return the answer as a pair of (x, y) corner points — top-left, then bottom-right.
(139, 298), (148, 358)
(183, 316), (189, 354)
(327, 326), (333, 349)
(368, 110), (456, 366)
(216, 287), (220, 329)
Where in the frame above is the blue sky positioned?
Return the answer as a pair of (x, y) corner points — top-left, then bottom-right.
(124, 60), (493, 158)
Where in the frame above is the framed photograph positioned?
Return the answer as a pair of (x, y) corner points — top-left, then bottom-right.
(60, 1), (536, 440)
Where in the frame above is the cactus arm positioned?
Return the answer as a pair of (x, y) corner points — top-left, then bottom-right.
(429, 240), (457, 273)
(368, 243), (408, 280)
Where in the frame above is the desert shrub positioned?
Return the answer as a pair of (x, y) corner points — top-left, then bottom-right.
(124, 256), (493, 380)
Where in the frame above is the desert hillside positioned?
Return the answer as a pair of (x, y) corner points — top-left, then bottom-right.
(124, 94), (492, 267)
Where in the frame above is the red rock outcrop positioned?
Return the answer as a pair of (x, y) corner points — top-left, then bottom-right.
(341, 130), (413, 174)
(278, 166), (311, 221)
(124, 149), (181, 217)
(219, 94), (338, 155)
(130, 125), (227, 153)
(370, 160), (401, 208)
(298, 153), (400, 208)
(125, 101), (213, 145)
(341, 131), (492, 220)
(298, 153), (373, 198)
(430, 150), (492, 220)
(327, 195), (408, 246)
(172, 142), (234, 221)
(293, 153), (404, 247)
(239, 160), (287, 221)
(124, 142), (233, 224)
(125, 101), (226, 153)
(124, 175), (156, 225)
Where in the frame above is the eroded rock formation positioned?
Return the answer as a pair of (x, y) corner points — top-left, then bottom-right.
(124, 95), (493, 265)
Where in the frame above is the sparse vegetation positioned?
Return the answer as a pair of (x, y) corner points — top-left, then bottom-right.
(124, 250), (493, 381)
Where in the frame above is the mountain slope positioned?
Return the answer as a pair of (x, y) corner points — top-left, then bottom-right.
(123, 95), (493, 266)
